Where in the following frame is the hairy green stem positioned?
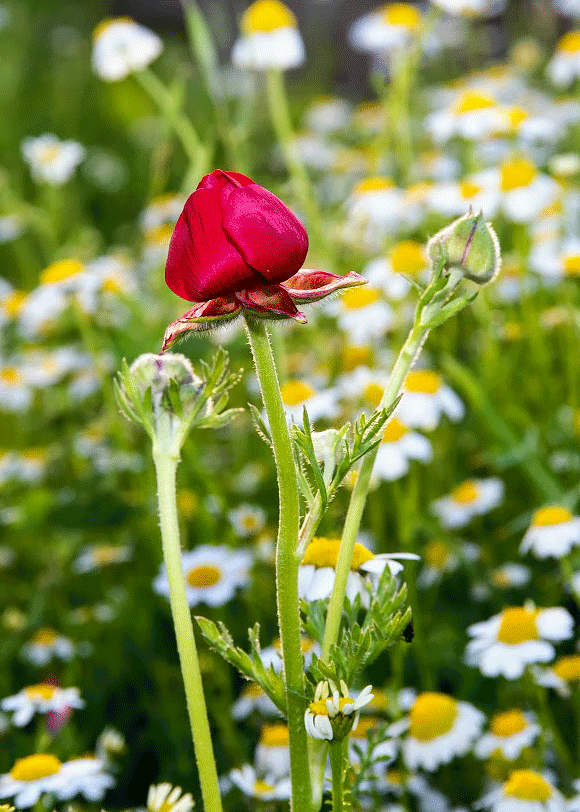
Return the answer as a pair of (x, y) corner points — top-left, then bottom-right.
(153, 450), (223, 812)
(329, 739), (345, 812)
(244, 318), (312, 812)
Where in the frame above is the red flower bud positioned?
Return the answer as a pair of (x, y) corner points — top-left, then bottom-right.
(165, 169), (309, 301)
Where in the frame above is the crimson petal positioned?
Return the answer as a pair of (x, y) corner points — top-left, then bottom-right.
(196, 169), (253, 193)
(162, 297), (241, 352)
(235, 285), (307, 323)
(281, 270), (367, 301)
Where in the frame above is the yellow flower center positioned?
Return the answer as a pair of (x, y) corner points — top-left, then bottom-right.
(241, 681), (264, 698)
(504, 770), (552, 802)
(102, 276), (122, 294)
(341, 288), (380, 310)
(31, 629), (58, 645)
(453, 92), (496, 115)
(404, 370), (441, 394)
(490, 710), (528, 737)
(349, 716), (378, 739)
(1, 367), (21, 385)
(381, 417), (407, 444)
(506, 107), (528, 132)
(553, 654), (580, 682)
(24, 684), (57, 701)
(557, 30), (580, 55)
(354, 177), (395, 195)
(40, 259), (84, 286)
(259, 724), (290, 747)
(241, 0), (296, 34)
(186, 565), (222, 589)
(92, 17), (134, 41)
(363, 383), (384, 408)
(460, 181), (482, 199)
(92, 546), (122, 566)
(390, 240), (426, 276)
(409, 693), (458, 741)
(500, 159), (537, 193)
(280, 380), (315, 406)
(424, 540), (450, 570)
(381, 3), (422, 30)
(497, 607), (539, 645)
(40, 146), (59, 165)
(302, 537), (374, 571)
(387, 770), (403, 786)
(492, 570), (511, 588)
(309, 697), (354, 717)
(531, 505), (572, 527)
(10, 754), (62, 782)
(563, 255), (580, 276)
(2, 291), (26, 318)
(341, 345), (373, 372)
(451, 482), (479, 505)
(253, 780), (275, 795)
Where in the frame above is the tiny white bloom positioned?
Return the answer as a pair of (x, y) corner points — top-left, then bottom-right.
(21, 134), (84, 185)
(279, 379), (340, 425)
(1, 684), (84, 728)
(373, 418), (432, 482)
(231, 681), (280, 719)
(533, 654), (580, 697)
(334, 286), (394, 344)
(73, 544), (133, 574)
(92, 18), (162, 81)
(520, 505), (580, 558)
(431, 478), (504, 528)
(305, 681), (374, 741)
(231, 0), (305, 71)
(255, 724), (290, 780)
(147, 783), (194, 812)
(21, 630), (74, 667)
(228, 504), (266, 537)
(229, 764), (291, 800)
(475, 710), (540, 759)
(395, 370), (464, 431)
(479, 770), (565, 812)
(349, 3), (423, 54)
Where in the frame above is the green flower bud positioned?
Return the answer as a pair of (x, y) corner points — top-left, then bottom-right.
(428, 210), (501, 285)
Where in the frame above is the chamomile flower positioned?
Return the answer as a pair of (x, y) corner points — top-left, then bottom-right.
(304, 97), (352, 135)
(21, 629), (74, 667)
(305, 681), (374, 741)
(147, 783), (194, 812)
(431, 478), (504, 528)
(279, 379), (340, 425)
(73, 544), (133, 574)
(21, 134), (85, 185)
(349, 4), (423, 54)
(395, 370), (464, 431)
(1, 684), (84, 728)
(259, 636), (320, 674)
(497, 158), (560, 223)
(387, 692), (484, 770)
(298, 536), (419, 604)
(0, 365), (33, 412)
(430, 0), (507, 16)
(417, 539), (479, 587)
(334, 287), (394, 344)
(91, 18), (162, 81)
(373, 418), (433, 481)
(490, 563), (531, 590)
(534, 654), (580, 697)
(520, 506), (580, 558)
(153, 545), (252, 607)
(140, 193), (185, 233)
(255, 724), (290, 779)
(475, 710), (540, 760)
(229, 764), (291, 800)
(480, 770), (565, 812)
(547, 31), (580, 87)
(231, 0), (305, 71)
(529, 238), (580, 281)
(426, 92), (505, 144)
(426, 176), (500, 218)
(466, 605), (574, 678)
(364, 240), (429, 301)
(228, 504), (266, 537)
(231, 682), (279, 719)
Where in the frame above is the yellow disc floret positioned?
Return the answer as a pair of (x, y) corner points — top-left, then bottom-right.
(363, 383), (384, 408)
(451, 482), (479, 505)
(500, 159), (537, 192)
(409, 693), (458, 741)
(490, 710), (528, 737)
(31, 629), (58, 645)
(302, 537), (374, 571)
(557, 30), (580, 55)
(186, 565), (222, 589)
(354, 177), (394, 195)
(24, 684), (57, 701)
(404, 370), (441, 394)
(340, 288), (380, 310)
(553, 654), (580, 682)
(453, 92), (496, 115)
(531, 506), (572, 527)
(381, 418), (407, 444)
(259, 723), (290, 747)
(390, 240), (426, 276)
(424, 540), (450, 571)
(309, 697), (355, 717)
(242, 0), (297, 34)
(497, 607), (539, 645)
(503, 770), (552, 802)
(40, 259), (84, 287)
(563, 255), (580, 276)
(10, 754), (62, 782)
(381, 3), (422, 30)
(280, 380), (315, 406)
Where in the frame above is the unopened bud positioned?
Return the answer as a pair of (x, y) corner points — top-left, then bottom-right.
(428, 211), (501, 285)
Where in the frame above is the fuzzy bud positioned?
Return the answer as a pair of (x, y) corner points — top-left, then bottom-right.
(428, 211), (501, 285)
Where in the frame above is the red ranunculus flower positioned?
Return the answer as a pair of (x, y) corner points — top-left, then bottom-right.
(162, 169), (366, 351)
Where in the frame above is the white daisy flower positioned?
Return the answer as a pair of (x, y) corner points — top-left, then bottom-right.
(231, 0), (305, 71)
(259, 636), (320, 674)
(349, 3), (423, 54)
(153, 545), (252, 608)
(21, 630), (74, 667)
(255, 724), (290, 780)
(279, 379), (340, 425)
(344, 178), (419, 248)
(520, 506), (580, 559)
(140, 193), (185, 232)
(426, 175), (501, 219)
(283, 132), (339, 172)
(534, 654), (580, 697)
(20, 347), (90, 388)
(466, 604), (574, 679)
(553, 0), (580, 16)
(426, 92), (505, 144)
(334, 286), (394, 345)
(1, 684), (84, 728)
(298, 536), (419, 604)
(417, 540), (479, 588)
(91, 17), (162, 81)
(395, 370), (464, 431)
(50, 756), (115, 803)
(529, 238), (580, 281)
(147, 783), (194, 812)
(490, 563), (531, 589)
(337, 366), (389, 409)
(429, 0), (507, 16)
(21, 134), (85, 185)
(364, 240), (430, 301)
(497, 158), (561, 224)
(0, 365), (33, 412)
(479, 770), (565, 812)
(547, 30), (580, 87)
(228, 504), (266, 537)
(231, 681), (280, 719)
(73, 544), (133, 574)
(475, 710), (540, 760)
(0, 288), (26, 330)
(305, 681), (374, 741)
(96, 728), (126, 762)
(373, 418), (432, 481)
(387, 692), (484, 771)
(431, 478), (504, 528)
(304, 97), (352, 134)
(0, 216), (25, 245)
(229, 764), (291, 800)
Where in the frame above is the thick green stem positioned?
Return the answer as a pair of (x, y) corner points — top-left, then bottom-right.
(244, 318), (313, 812)
(152, 451), (223, 812)
(329, 739), (345, 812)
(321, 320), (425, 659)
